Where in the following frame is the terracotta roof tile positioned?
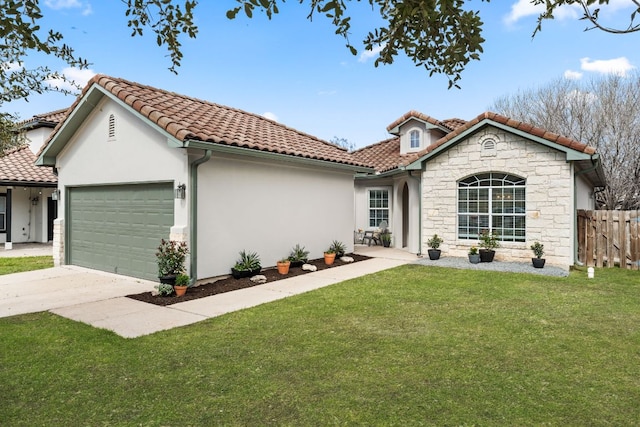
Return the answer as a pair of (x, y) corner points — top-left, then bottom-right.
(0, 146), (57, 184)
(425, 111), (596, 155)
(351, 137), (422, 173)
(17, 108), (67, 130)
(386, 110), (453, 133)
(441, 118), (467, 130)
(43, 75), (369, 169)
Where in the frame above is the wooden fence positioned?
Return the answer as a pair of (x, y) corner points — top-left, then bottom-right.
(577, 210), (640, 270)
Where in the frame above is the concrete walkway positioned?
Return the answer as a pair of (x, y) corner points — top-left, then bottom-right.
(1, 245), (416, 338)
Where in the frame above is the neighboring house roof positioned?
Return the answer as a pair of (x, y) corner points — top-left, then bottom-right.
(38, 75), (371, 170)
(351, 137), (422, 173)
(17, 109), (67, 130)
(0, 146), (57, 186)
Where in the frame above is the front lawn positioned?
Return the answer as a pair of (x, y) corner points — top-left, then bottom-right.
(0, 256), (53, 275)
(1, 265), (638, 425)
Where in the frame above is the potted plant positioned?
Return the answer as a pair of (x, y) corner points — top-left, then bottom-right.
(329, 240), (346, 258)
(530, 241), (546, 268)
(277, 258), (291, 275)
(427, 234), (444, 260)
(380, 230), (392, 247)
(156, 239), (189, 285)
(231, 250), (262, 279)
(174, 273), (189, 297)
(479, 229), (500, 262)
(324, 248), (336, 265)
(287, 244), (309, 267)
(468, 246), (480, 264)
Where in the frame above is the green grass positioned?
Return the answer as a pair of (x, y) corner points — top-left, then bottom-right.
(0, 256), (53, 275)
(1, 265), (639, 426)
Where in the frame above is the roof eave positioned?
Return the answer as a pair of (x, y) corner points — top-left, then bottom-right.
(184, 140), (373, 173)
(406, 118), (596, 169)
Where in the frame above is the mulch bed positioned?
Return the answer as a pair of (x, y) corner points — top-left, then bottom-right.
(126, 253), (371, 306)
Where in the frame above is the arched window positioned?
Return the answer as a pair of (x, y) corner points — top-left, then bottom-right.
(458, 173), (526, 242)
(410, 130), (420, 149)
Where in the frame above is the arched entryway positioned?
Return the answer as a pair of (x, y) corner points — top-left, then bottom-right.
(402, 182), (409, 248)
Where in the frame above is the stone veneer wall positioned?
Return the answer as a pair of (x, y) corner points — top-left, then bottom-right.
(52, 218), (64, 267)
(421, 126), (574, 269)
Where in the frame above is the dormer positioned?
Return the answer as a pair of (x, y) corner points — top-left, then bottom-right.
(386, 110), (450, 155)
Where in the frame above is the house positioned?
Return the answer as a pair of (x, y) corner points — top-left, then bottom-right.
(0, 110), (63, 249)
(352, 110), (605, 269)
(36, 75), (371, 281)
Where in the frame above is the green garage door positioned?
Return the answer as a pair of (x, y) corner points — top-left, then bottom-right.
(68, 183), (174, 280)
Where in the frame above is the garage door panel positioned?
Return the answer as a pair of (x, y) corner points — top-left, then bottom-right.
(68, 183), (174, 280)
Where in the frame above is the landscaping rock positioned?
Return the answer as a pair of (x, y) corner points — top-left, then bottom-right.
(250, 275), (267, 284)
(340, 256), (354, 263)
(302, 264), (317, 272)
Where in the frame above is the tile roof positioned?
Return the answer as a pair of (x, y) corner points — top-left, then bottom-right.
(351, 137), (422, 173)
(0, 146), (57, 184)
(386, 110), (453, 133)
(44, 75), (369, 169)
(441, 118), (467, 130)
(17, 109), (67, 130)
(424, 111), (597, 156)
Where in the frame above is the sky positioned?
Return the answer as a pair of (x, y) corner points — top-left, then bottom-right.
(5, 0), (639, 149)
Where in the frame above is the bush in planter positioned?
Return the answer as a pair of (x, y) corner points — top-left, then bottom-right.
(231, 250), (262, 279)
(156, 239), (189, 284)
(287, 244), (309, 267)
(478, 230), (500, 262)
(329, 240), (346, 257)
(530, 241), (546, 268)
(323, 247), (337, 265)
(380, 230), (392, 247)
(427, 234), (444, 260)
(468, 246), (480, 264)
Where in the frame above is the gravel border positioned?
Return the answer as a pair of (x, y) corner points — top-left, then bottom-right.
(413, 256), (570, 277)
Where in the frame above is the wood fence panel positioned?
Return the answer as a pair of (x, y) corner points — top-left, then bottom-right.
(577, 210), (640, 270)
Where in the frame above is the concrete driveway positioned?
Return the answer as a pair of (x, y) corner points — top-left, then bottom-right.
(0, 266), (156, 318)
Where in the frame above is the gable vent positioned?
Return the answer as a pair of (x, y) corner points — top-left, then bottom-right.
(479, 134), (499, 157)
(108, 114), (116, 140)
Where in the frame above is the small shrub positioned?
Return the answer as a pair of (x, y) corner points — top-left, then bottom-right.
(156, 239), (189, 277)
(427, 234), (443, 249)
(233, 250), (261, 271)
(288, 244), (309, 263)
(469, 246), (478, 255)
(329, 240), (346, 256)
(175, 273), (190, 286)
(530, 241), (545, 258)
(479, 229), (500, 251)
(155, 283), (174, 297)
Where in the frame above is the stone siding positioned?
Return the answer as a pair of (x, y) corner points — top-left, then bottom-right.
(422, 127), (574, 269)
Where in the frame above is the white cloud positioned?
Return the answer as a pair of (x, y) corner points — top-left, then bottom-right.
(262, 112), (278, 122)
(1, 62), (22, 71)
(46, 67), (96, 91)
(580, 57), (636, 76)
(564, 69), (583, 80)
(358, 45), (385, 63)
(44, 0), (93, 15)
(504, 0), (579, 25)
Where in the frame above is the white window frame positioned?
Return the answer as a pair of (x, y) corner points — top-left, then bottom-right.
(0, 194), (6, 233)
(410, 129), (421, 149)
(368, 188), (390, 228)
(457, 173), (526, 242)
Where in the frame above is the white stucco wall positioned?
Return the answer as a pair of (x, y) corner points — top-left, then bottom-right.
(52, 97), (190, 265)
(196, 152), (355, 279)
(575, 173), (596, 210)
(422, 126), (577, 269)
(0, 186), (55, 244)
(354, 175), (421, 253)
(26, 127), (53, 154)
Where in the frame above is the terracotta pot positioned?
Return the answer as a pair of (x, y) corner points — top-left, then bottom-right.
(277, 261), (291, 275)
(174, 285), (187, 297)
(324, 252), (336, 265)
